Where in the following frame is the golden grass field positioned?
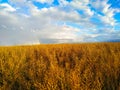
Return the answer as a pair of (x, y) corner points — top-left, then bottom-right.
(0, 43), (120, 90)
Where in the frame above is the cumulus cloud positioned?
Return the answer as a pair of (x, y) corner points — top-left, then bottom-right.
(0, 2), (80, 45)
(0, 0), (120, 45)
(0, 12), (39, 45)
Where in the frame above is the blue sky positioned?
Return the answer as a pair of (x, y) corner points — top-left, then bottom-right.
(0, 0), (120, 45)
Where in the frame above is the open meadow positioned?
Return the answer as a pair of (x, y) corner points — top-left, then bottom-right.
(0, 43), (120, 90)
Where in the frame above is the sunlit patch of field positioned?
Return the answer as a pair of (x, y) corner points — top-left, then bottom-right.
(0, 43), (120, 90)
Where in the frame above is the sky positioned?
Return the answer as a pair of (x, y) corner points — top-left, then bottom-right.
(0, 0), (120, 45)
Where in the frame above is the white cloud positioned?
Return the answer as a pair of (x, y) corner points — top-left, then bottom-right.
(100, 15), (115, 26)
(30, 6), (81, 23)
(90, 0), (109, 12)
(90, 0), (119, 26)
(49, 25), (78, 40)
(0, 3), (16, 12)
(69, 0), (94, 17)
(0, 0), (120, 45)
(9, 0), (27, 3)
(84, 7), (94, 16)
(58, 0), (69, 6)
(8, 0), (28, 7)
(0, 3), (81, 45)
(36, 0), (53, 4)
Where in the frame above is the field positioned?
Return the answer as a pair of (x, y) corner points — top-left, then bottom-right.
(0, 43), (120, 90)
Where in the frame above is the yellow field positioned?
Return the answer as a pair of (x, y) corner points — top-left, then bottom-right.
(0, 43), (120, 90)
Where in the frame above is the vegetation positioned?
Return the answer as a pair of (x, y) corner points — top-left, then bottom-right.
(0, 43), (120, 90)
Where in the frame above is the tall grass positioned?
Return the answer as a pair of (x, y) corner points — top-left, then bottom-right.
(0, 43), (120, 90)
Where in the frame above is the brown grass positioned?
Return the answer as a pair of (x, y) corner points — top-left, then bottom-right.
(0, 43), (120, 90)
